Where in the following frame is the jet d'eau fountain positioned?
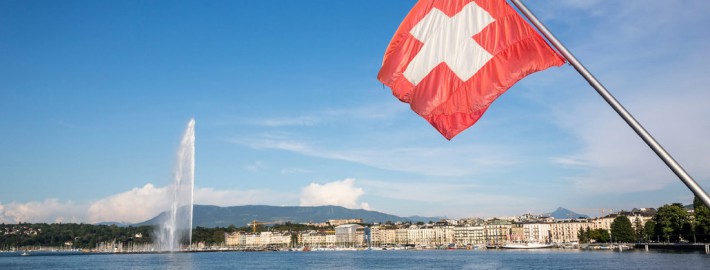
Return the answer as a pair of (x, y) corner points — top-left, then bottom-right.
(155, 118), (195, 251)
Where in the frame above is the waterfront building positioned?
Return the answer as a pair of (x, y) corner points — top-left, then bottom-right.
(244, 231), (291, 247)
(589, 208), (656, 242)
(414, 225), (434, 247)
(618, 208), (655, 229)
(409, 225), (434, 247)
(590, 216), (615, 231)
(226, 208), (658, 249)
(510, 222), (552, 243)
(550, 220), (592, 244)
(395, 227), (410, 246)
(325, 232), (336, 246)
(433, 224), (454, 247)
(225, 231), (291, 247)
(483, 219), (512, 246)
(453, 224), (485, 246)
(335, 224), (363, 247)
(369, 225), (382, 246)
(299, 230), (335, 248)
(370, 225), (396, 247)
(224, 231), (245, 246)
(356, 227), (366, 246)
(385, 224), (455, 248)
(363, 227), (371, 247)
(406, 225), (424, 246)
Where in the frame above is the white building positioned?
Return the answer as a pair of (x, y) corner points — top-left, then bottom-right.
(335, 224), (363, 247)
(225, 231), (291, 247)
(484, 219), (512, 246)
(370, 226), (397, 247)
(517, 223), (551, 243)
(300, 230), (336, 248)
(550, 220), (592, 244)
(454, 225), (485, 246)
(224, 232), (245, 246)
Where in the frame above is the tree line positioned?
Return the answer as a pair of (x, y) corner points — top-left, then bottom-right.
(578, 197), (710, 244)
(0, 221), (324, 250)
(0, 223), (153, 249)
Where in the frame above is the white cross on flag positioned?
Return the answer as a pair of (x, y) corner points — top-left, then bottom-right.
(378, 0), (565, 140)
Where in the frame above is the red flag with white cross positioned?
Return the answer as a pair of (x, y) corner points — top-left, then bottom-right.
(377, 0), (565, 140)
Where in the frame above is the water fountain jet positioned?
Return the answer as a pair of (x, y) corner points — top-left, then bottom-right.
(155, 118), (195, 252)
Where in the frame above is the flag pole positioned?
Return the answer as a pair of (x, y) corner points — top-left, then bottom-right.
(511, 0), (710, 208)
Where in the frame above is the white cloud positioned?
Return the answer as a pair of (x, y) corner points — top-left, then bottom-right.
(0, 178), (545, 223)
(87, 183), (168, 224)
(300, 178), (370, 210)
(0, 199), (86, 224)
(0, 183), (299, 224)
(87, 184), (298, 223)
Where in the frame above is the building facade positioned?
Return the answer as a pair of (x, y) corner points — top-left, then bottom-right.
(550, 220), (592, 244)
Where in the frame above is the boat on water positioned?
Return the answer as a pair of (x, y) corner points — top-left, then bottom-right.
(20, 252), (29, 256)
(502, 242), (554, 249)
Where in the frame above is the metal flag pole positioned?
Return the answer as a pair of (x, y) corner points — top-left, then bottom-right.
(511, 0), (710, 208)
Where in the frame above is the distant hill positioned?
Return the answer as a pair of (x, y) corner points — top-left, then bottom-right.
(95, 221), (132, 227)
(136, 205), (441, 228)
(547, 207), (589, 219)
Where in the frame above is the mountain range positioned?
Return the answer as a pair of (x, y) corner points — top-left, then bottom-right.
(135, 205), (442, 228)
(546, 207), (589, 219)
(131, 205), (589, 228)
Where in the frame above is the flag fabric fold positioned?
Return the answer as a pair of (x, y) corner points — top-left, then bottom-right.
(377, 0), (565, 140)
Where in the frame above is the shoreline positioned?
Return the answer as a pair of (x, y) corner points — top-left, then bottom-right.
(4, 243), (709, 255)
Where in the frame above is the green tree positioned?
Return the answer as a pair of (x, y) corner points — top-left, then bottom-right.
(681, 221), (694, 243)
(644, 220), (656, 242)
(610, 216), (634, 243)
(654, 203), (689, 242)
(589, 229), (610, 243)
(0, 223), (153, 249)
(633, 217), (644, 242)
(694, 196), (710, 243)
(577, 227), (588, 244)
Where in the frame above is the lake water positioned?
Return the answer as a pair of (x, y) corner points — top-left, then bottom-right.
(1, 249), (709, 269)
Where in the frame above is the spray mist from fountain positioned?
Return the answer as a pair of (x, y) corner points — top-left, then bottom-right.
(156, 118), (195, 251)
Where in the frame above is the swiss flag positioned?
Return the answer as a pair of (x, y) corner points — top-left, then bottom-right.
(378, 0), (565, 140)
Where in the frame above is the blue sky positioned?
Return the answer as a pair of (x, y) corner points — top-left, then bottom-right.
(2, 0), (710, 224)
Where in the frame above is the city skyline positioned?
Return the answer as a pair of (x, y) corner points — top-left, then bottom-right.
(2, 1), (710, 224)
